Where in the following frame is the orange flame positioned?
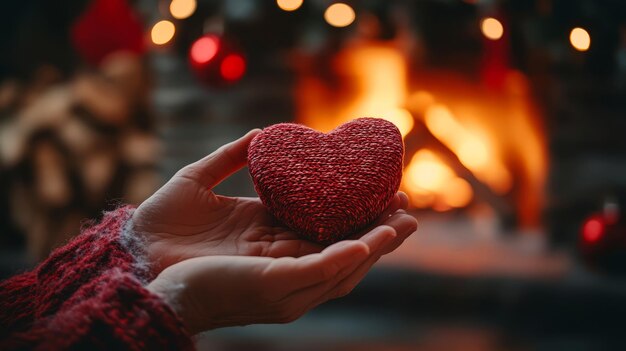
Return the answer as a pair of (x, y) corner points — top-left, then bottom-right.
(296, 41), (547, 228)
(296, 43), (411, 136)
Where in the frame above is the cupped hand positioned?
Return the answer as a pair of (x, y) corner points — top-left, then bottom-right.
(147, 214), (415, 334)
(133, 130), (417, 273)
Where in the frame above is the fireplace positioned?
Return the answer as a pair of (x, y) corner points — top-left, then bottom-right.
(294, 39), (547, 232)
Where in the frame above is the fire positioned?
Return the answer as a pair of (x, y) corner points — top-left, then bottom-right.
(295, 43), (409, 135)
(405, 150), (455, 194)
(296, 40), (547, 228)
(423, 104), (512, 194)
(403, 149), (473, 210)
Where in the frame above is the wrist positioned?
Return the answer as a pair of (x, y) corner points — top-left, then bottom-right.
(130, 208), (164, 273)
(146, 277), (198, 333)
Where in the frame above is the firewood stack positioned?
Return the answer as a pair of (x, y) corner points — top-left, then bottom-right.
(0, 52), (160, 260)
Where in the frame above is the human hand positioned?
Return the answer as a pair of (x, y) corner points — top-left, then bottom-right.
(133, 130), (416, 273)
(147, 210), (417, 334)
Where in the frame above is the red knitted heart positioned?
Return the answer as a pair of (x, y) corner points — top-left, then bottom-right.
(248, 118), (404, 244)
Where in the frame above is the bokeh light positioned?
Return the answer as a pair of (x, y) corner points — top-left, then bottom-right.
(277, 0), (303, 12)
(170, 0), (197, 20)
(151, 20), (175, 45)
(457, 138), (488, 169)
(405, 150), (455, 193)
(441, 177), (473, 208)
(424, 104), (458, 140)
(324, 3), (356, 28)
(220, 54), (246, 81)
(481, 17), (504, 40)
(406, 90), (435, 115)
(582, 217), (604, 243)
(570, 27), (591, 52)
(190, 36), (219, 64)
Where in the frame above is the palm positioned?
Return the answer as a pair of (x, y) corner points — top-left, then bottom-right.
(134, 130), (409, 273)
(134, 174), (323, 271)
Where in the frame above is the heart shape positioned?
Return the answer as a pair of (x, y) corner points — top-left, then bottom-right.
(247, 118), (404, 244)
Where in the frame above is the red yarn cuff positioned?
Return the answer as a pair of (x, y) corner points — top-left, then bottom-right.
(0, 206), (194, 350)
(7, 271), (193, 350)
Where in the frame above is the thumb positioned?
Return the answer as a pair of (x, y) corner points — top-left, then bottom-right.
(179, 129), (261, 188)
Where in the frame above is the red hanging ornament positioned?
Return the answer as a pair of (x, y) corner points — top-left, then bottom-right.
(71, 0), (146, 66)
(189, 34), (246, 87)
(579, 202), (626, 275)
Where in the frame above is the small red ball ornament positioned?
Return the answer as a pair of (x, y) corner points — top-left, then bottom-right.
(189, 35), (246, 86)
(579, 203), (626, 276)
(71, 0), (145, 66)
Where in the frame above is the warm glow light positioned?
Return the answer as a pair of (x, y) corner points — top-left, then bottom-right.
(424, 104), (510, 194)
(297, 44), (407, 133)
(405, 150), (454, 192)
(220, 54), (246, 81)
(441, 177), (473, 208)
(424, 105), (459, 140)
(570, 27), (590, 52)
(381, 108), (414, 137)
(277, 0), (303, 11)
(407, 188), (436, 209)
(190, 36), (219, 64)
(403, 150), (474, 210)
(170, 0), (197, 19)
(324, 3), (355, 28)
(457, 138), (488, 168)
(151, 20), (175, 45)
(406, 90), (435, 115)
(478, 162), (512, 195)
(481, 17), (504, 40)
(582, 217), (604, 243)
(433, 203), (452, 212)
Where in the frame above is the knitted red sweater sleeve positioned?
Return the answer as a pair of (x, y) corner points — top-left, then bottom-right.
(0, 206), (194, 350)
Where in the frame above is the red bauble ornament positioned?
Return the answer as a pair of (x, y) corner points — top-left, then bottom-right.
(579, 206), (626, 275)
(71, 0), (145, 66)
(189, 35), (246, 86)
(248, 118), (404, 244)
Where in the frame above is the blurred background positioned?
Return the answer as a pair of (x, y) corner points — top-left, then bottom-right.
(2, 0), (626, 349)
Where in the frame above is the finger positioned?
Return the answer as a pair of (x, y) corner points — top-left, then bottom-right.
(397, 191), (409, 210)
(278, 236), (382, 315)
(261, 208), (416, 320)
(267, 240), (369, 291)
(325, 213), (418, 300)
(307, 213), (416, 304)
(282, 226), (397, 314)
(378, 192), (408, 222)
(265, 239), (324, 258)
(260, 226), (396, 309)
(377, 193), (403, 222)
(357, 225), (397, 253)
(376, 212), (418, 255)
(178, 129), (262, 188)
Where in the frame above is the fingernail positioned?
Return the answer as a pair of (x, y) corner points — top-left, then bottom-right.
(247, 128), (262, 137)
(397, 192), (409, 209)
